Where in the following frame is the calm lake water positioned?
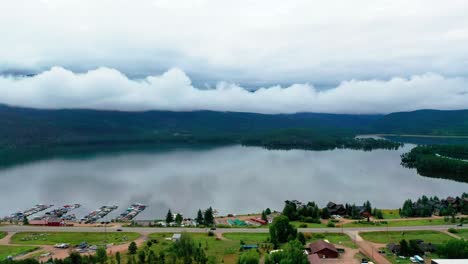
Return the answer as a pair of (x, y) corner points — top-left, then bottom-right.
(0, 144), (466, 220)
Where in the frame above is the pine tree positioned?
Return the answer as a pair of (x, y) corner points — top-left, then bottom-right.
(166, 209), (174, 224)
(196, 209), (204, 226)
(128, 241), (138, 255)
(204, 207), (214, 226)
(175, 213), (183, 226)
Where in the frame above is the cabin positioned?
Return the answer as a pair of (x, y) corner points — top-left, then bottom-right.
(326, 202), (347, 216)
(308, 240), (339, 258)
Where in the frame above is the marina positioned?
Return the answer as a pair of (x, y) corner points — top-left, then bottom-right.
(32, 204), (81, 221)
(3, 204), (54, 221)
(115, 203), (147, 221)
(80, 206), (118, 223)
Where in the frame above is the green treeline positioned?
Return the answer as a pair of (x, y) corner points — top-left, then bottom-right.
(401, 145), (468, 183)
(400, 193), (468, 217)
(241, 129), (401, 151)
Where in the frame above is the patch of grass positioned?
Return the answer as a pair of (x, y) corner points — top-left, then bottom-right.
(11, 232), (140, 246)
(457, 229), (468, 239)
(148, 232), (270, 264)
(0, 245), (39, 260)
(0, 232), (6, 240)
(360, 230), (453, 244)
(307, 232), (357, 249)
(290, 221), (328, 228)
(344, 218), (450, 228)
(381, 209), (401, 219)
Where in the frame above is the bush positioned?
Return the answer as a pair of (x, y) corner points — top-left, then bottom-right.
(299, 223), (307, 228)
(448, 228), (459, 234)
(326, 221), (335, 227)
(303, 217), (321, 224)
(207, 231), (215, 237)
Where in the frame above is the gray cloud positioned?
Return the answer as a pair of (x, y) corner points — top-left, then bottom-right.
(1, 0), (468, 85)
(1, 67), (468, 114)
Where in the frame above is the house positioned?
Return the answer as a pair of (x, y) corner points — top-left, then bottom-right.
(387, 243), (400, 254)
(326, 202), (347, 216)
(308, 253), (321, 264)
(308, 240), (339, 258)
(171, 234), (181, 241)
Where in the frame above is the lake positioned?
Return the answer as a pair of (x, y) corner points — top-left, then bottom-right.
(0, 144), (466, 220)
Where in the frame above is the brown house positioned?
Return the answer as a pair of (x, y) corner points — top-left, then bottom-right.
(308, 253), (321, 264)
(308, 240), (339, 258)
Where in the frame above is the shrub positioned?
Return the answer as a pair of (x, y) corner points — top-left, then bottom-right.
(299, 223), (307, 228)
(207, 231), (215, 236)
(326, 221), (335, 227)
(448, 228), (459, 234)
(303, 217), (321, 224)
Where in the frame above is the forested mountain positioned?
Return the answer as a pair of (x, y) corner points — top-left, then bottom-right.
(371, 109), (468, 135)
(0, 104), (379, 146)
(1, 105), (468, 148)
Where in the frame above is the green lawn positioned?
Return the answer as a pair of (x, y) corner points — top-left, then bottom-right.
(148, 232), (270, 264)
(11, 232), (140, 246)
(0, 232), (6, 240)
(307, 232), (357, 248)
(0, 245), (39, 260)
(456, 229), (468, 239)
(360, 230), (453, 244)
(344, 218), (452, 228)
(290, 221), (329, 228)
(381, 209), (401, 219)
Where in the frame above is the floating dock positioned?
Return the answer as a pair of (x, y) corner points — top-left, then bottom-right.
(81, 205), (118, 223)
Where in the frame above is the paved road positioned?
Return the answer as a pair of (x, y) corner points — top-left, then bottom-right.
(1, 224), (465, 234)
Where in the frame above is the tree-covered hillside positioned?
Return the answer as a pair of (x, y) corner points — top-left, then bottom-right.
(371, 109), (468, 136)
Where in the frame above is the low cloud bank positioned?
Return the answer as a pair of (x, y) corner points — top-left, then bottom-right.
(1, 67), (467, 114)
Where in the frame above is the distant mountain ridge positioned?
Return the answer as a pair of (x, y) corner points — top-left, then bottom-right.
(1, 104), (468, 147)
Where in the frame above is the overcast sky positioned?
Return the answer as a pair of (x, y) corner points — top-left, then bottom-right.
(1, 0), (468, 114)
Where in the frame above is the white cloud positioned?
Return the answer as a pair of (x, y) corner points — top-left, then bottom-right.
(1, 0), (468, 84)
(1, 67), (467, 114)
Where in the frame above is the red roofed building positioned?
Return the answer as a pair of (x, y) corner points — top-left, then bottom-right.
(308, 240), (339, 258)
(308, 253), (321, 264)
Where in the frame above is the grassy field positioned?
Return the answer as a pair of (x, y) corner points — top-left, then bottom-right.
(147, 232), (357, 263)
(0, 232), (6, 240)
(148, 232), (269, 264)
(11, 232), (140, 246)
(343, 218), (452, 228)
(0, 245), (39, 260)
(306, 232), (357, 248)
(381, 209), (400, 219)
(360, 230), (453, 244)
(456, 229), (468, 239)
(290, 221), (329, 228)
